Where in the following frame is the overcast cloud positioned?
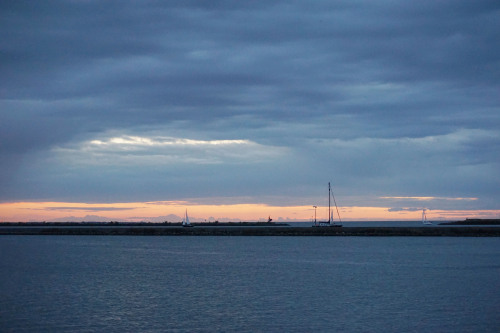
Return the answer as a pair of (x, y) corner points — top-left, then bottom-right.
(1, 0), (499, 216)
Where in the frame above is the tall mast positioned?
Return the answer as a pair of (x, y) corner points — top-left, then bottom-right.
(328, 182), (331, 223)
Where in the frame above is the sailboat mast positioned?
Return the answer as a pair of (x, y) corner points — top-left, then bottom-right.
(328, 182), (331, 223)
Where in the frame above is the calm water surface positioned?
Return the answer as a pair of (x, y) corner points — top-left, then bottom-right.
(1, 236), (499, 332)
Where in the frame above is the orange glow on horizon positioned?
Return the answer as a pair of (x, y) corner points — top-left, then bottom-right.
(0, 201), (499, 222)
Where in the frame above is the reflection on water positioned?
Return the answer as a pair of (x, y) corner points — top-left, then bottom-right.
(1, 236), (499, 332)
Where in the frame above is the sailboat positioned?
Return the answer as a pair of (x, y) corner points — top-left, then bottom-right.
(422, 209), (432, 225)
(313, 182), (342, 227)
(182, 209), (193, 227)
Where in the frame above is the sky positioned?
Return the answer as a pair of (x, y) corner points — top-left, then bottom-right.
(1, 0), (499, 222)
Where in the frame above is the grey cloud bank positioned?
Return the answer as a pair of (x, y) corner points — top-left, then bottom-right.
(1, 1), (499, 213)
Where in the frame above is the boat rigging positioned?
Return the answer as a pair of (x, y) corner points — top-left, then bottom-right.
(313, 182), (342, 227)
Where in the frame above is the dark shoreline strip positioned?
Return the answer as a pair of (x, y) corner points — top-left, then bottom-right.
(1, 226), (499, 236)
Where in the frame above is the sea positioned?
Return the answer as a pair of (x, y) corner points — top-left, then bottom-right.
(1, 235), (499, 332)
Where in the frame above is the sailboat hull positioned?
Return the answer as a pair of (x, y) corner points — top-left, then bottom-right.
(313, 223), (342, 228)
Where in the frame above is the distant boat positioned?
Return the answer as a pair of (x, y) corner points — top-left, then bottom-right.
(422, 209), (432, 225)
(313, 182), (342, 227)
(182, 209), (193, 227)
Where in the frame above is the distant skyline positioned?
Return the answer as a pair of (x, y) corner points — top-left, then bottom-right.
(1, 1), (499, 222)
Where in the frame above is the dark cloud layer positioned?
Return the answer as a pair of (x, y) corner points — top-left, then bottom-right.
(1, 1), (499, 211)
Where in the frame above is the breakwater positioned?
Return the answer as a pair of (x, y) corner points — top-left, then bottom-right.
(1, 226), (499, 236)
(439, 218), (500, 225)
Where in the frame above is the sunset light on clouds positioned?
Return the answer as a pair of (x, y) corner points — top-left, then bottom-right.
(1, 1), (499, 222)
(2, 4), (500, 333)
(1, 201), (499, 223)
